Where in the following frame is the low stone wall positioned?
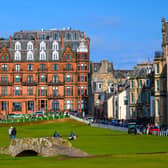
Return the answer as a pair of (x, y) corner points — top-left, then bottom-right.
(70, 115), (89, 124)
(0, 137), (88, 157)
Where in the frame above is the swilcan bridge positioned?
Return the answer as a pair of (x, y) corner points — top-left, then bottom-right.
(0, 137), (88, 157)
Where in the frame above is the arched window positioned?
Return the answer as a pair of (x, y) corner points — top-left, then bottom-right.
(40, 51), (46, 60)
(15, 51), (21, 60)
(65, 32), (72, 40)
(40, 41), (46, 50)
(27, 41), (33, 50)
(15, 34), (22, 40)
(52, 100), (59, 111)
(52, 41), (59, 50)
(52, 51), (59, 60)
(15, 41), (21, 50)
(27, 51), (34, 61)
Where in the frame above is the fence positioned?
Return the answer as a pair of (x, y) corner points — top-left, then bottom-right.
(0, 114), (70, 124)
(152, 131), (168, 136)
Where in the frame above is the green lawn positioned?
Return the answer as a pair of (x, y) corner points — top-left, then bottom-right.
(0, 119), (168, 168)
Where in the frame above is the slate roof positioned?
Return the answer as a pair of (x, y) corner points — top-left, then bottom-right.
(0, 29), (88, 62)
(114, 70), (133, 79)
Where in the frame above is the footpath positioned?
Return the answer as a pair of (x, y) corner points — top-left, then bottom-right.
(70, 115), (128, 132)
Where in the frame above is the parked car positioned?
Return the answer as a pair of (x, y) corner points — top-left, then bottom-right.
(71, 110), (78, 116)
(149, 126), (160, 135)
(45, 112), (59, 117)
(64, 111), (70, 116)
(86, 117), (94, 123)
(128, 122), (137, 134)
(32, 111), (44, 117)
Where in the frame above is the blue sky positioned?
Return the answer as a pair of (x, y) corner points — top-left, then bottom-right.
(0, 0), (168, 69)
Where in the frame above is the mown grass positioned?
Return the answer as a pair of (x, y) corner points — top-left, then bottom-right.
(0, 119), (168, 168)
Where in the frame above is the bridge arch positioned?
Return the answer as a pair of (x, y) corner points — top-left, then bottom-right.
(16, 150), (38, 157)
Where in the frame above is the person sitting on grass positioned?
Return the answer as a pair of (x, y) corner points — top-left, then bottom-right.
(53, 131), (61, 138)
(68, 132), (77, 140)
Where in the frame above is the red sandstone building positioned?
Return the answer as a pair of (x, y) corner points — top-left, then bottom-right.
(0, 29), (89, 118)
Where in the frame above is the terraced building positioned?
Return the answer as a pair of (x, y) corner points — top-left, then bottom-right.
(0, 29), (90, 118)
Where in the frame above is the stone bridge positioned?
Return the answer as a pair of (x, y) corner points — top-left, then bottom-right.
(0, 137), (88, 157)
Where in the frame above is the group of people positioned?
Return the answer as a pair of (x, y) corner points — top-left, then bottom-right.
(53, 131), (77, 140)
(8, 126), (17, 139)
(8, 126), (76, 141)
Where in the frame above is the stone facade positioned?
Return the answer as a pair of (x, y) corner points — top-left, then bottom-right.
(129, 62), (154, 123)
(89, 60), (132, 119)
(90, 60), (114, 119)
(107, 80), (130, 120)
(154, 18), (167, 125)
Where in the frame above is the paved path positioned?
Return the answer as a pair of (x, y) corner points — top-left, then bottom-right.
(70, 115), (128, 132)
(90, 123), (128, 132)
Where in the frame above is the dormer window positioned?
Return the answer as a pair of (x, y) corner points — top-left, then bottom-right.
(52, 41), (59, 50)
(41, 34), (46, 40)
(53, 33), (59, 40)
(27, 51), (34, 61)
(27, 41), (33, 50)
(73, 32), (79, 40)
(40, 51), (46, 60)
(52, 51), (59, 60)
(15, 51), (21, 60)
(65, 32), (72, 40)
(15, 41), (21, 50)
(40, 41), (46, 50)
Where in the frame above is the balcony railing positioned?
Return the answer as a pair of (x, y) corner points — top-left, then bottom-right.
(47, 81), (64, 86)
(0, 82), (12, 86)
(0, 94), (12, 97)
(38, 69), (48, 72)
(22, 81), (37, 86)
(48, 94), (64, 99)
(63, 68), (74, 71)
(12, 69), (23, 72)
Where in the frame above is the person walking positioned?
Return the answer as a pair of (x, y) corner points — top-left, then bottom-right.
(11, 127), (17, 139)
(8, 126), (13, 139)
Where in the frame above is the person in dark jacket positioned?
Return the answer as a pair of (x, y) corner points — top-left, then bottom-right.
(11, 127), (16, 139)
(53, 131), (61, 138)
(68, 132), (77, 140)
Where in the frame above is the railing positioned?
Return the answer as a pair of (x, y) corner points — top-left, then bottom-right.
(38, 69), (48, 72)
(12, 69), (23, 72)
(22, 81), (37, 86)
(0, 82), (12, 86)
(0, 94), (12, 97)
(47, 81), (64, 86)
(48, 94), (64, 99)
(63, 68), (74, 71)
